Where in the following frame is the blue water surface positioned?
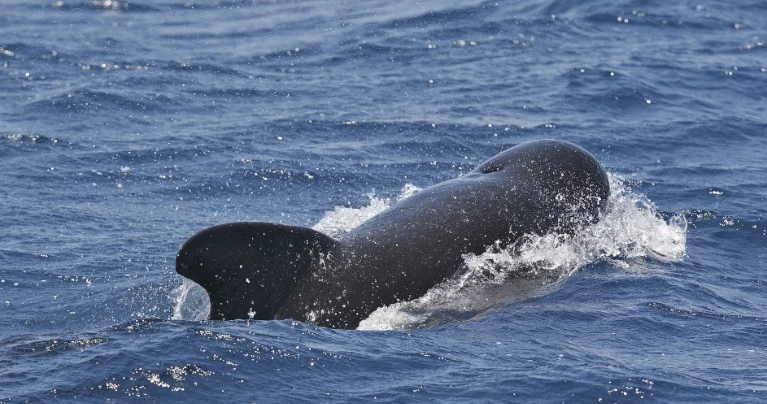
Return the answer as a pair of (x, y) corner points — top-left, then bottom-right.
(1, 0), (766, 402)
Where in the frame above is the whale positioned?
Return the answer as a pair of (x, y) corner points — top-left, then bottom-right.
(176, 139), (610, 329)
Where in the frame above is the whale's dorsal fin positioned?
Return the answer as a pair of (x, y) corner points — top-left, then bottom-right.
(176, 222), (338, 321)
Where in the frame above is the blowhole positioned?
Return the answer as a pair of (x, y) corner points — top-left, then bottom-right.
(482, 164), (503, 174)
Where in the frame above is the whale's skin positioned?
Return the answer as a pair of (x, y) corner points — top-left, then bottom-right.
(176, 140), (610, 329)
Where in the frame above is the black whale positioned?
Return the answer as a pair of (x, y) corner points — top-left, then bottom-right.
(176, 140), (610, 329)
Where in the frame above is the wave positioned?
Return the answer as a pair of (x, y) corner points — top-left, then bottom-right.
(24, 88), (177, 115)
(47, 0), (157, 13)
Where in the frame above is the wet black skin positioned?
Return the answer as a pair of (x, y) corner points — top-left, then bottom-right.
(176, 140), (610, 329)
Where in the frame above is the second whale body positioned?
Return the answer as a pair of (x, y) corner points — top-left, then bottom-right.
(176, 139), (610, 329)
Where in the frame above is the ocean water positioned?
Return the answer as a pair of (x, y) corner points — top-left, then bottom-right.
(1, 0), (766, 402)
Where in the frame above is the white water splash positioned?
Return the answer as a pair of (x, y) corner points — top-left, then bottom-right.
(312, 184), (422, 238)
(357, 174), (687, 330)
(170, 279), (210, 321)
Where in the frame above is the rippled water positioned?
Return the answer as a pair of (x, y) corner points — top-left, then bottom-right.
(1, 0), (766, 402)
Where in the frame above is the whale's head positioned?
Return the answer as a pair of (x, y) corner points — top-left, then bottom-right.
(475, 139), (610, 233)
